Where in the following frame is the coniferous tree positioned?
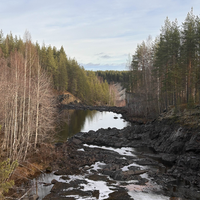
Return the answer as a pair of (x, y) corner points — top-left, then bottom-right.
(127, 8), (200, 118)
(57, 47), (68, 91)
(181, 8), (197, 105)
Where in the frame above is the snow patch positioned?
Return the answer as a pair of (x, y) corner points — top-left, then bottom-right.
(77, 148), (85, 151)
(80, 179), (115, 199)
(121, 162), (147, 171)
(60, 174), (115, 200)
(83, 144), (136, 157)
(89, 161), (106, 171)
(128, 191), (169, 200)
(67, 195), (96, 200)
(140, 172), (149, 179)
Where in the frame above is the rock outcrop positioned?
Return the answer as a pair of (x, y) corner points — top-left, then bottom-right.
(45, 105), (200, 199)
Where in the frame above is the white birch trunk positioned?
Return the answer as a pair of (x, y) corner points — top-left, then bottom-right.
(35, 59), (40, 148)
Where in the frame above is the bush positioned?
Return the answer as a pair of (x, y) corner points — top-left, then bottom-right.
(0, 159), (18, 199)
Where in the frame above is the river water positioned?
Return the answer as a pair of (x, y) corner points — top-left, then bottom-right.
(56, 109), (130, 141)
(31, 110), (177, 200)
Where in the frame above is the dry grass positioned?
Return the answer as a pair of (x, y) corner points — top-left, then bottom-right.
(60, 91), (81, 104)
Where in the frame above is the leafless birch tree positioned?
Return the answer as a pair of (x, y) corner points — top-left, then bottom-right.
(0, 38), (56, 161)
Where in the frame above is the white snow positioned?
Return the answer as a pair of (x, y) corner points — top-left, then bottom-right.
(67, 195), (96, 200)
(83, 144), (136, 157)
(60, 174), (115, 200)
(80, 179), (116, 200)
(123, 172), (169, 200)
(35, 167), (169, 200)
(140, 172), (149, 179)
(77, 148), (85, 151)
(34, 145), (169, 200)
(121, 162), (147, 171)
(89, 161), (106, 171)
(128, 191), (169, 200)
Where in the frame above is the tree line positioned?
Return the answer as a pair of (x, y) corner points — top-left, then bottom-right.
(0, 31), (115, 106)
(39, 45), (115, 105)
(0, 32), (56, 162)
(128, 8), (200, 118)
(96, 70), (130, 91)
(0, 30), (117, 159)
(0, 32), (57, 198)
(0, 30), (115, 196)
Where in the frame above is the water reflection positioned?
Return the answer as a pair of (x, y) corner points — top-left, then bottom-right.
(32, 173), (65, 200)
(56, 109), (130, 142)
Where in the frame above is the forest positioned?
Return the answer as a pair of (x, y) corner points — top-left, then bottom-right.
(0, 31), (115, 197)
(1, 7), (200, 198)
(128, 8), (200, 118)
(96, 70), (130, 91)
(0, 31), (115, 106)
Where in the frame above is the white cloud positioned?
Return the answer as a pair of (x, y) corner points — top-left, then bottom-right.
(0, 0), (200, 70)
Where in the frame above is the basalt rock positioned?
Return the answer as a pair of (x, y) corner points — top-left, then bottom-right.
(44, 105), (200, 200)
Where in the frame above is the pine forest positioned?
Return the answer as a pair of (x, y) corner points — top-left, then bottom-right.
(127, 8), (200, 118)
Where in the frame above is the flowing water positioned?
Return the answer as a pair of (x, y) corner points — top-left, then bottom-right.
(30, 110), (181, 200)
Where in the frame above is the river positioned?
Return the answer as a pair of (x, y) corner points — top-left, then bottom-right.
(29, 109), (181, 200)
(56, 109), (130, 141)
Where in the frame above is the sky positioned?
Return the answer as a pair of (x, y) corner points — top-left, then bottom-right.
(0, 0), (200, 71)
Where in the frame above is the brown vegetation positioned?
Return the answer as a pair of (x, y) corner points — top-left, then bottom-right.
(0, 36), (56, 162)
(5, 143), (61, 199)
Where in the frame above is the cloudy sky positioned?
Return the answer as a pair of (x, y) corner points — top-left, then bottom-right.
(0, 0), (200, 70)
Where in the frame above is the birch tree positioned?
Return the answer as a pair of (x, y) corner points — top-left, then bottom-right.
(0, 42), (56, 162)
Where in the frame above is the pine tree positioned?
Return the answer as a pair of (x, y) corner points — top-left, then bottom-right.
(57, 47), (68, 91)
(182, 8), (197, 105)
(46, 46), (58, 88)
(195, 16), (200, 102)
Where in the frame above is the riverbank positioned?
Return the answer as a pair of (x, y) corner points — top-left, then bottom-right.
(42, 104), (200, 199)
(5, 143), (60, 200)
(60, 103), (147, 124)
(8, 104), (200, 199)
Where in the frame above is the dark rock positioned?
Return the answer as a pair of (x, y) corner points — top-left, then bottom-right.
(186, 133), (200, 152)
(46, 166), (52, 173)
(136, 158), (159, 166)
(93, 190), (100, 199)
(42, 105), (200, 200)
(87, 174), (109, 182)
(43, 193), (74, 200)
(71, 138), (83, 145)
(51, 179), (58, 184)
(61, 189), (98, 198)
(43, 182), (52, 186)
(60, 176), (70, 181)
(69, 179), (88, 187)
(112, 170), (124, 180)
(51, 182), (72, 193)
(162, 154), (177, 163)
(54, 170), (67, 175)
(105, 187), (132, 200)
(123, 169), (147, 176)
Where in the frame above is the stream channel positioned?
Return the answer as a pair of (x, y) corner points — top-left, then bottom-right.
(30, 110), (180, 200)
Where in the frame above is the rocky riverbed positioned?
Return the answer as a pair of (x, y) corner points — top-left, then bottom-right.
(42, 131), (165, 199)
(38, 105), (200, 200)
(13, 104), (200, 200)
